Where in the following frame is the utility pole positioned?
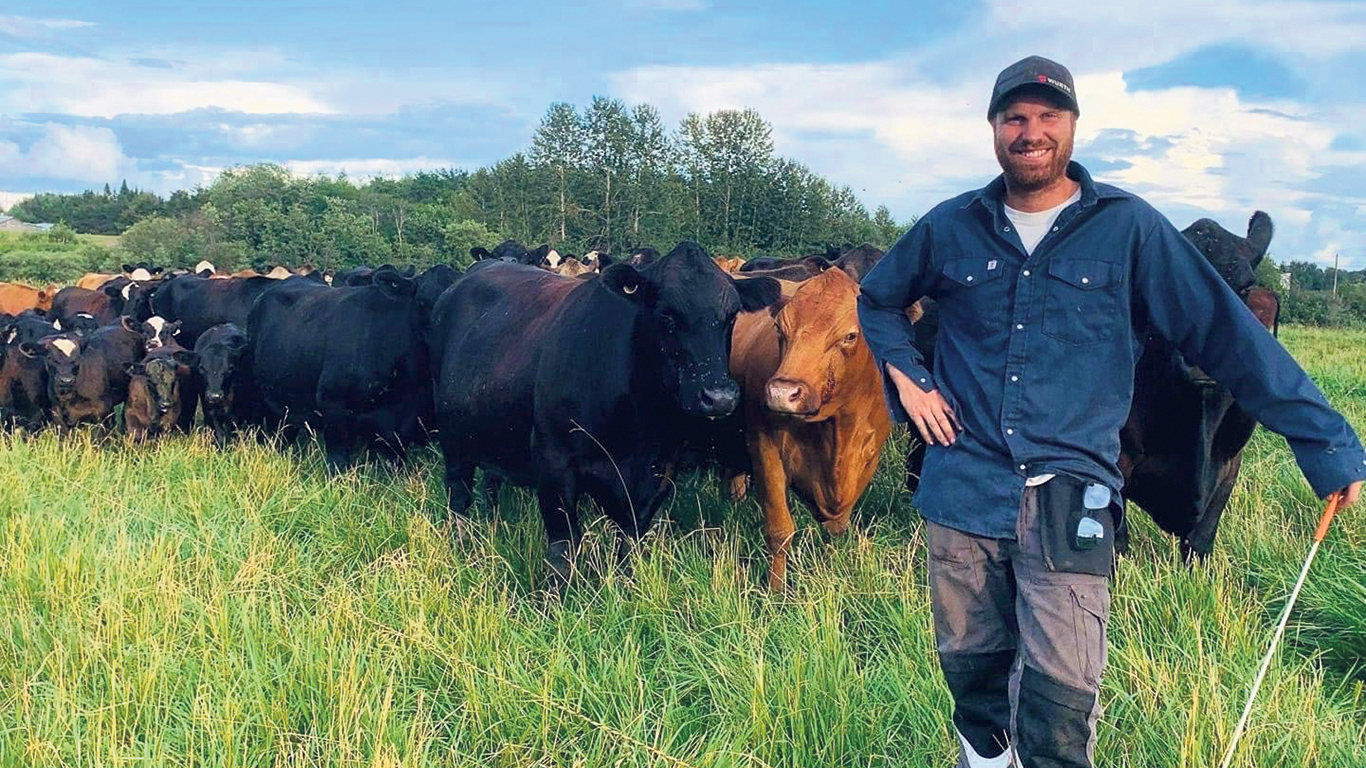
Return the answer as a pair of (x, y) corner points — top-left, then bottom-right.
(1333, 252), (1340, 297)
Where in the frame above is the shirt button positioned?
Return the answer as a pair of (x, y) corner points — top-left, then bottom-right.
(1052, 226), (1059, 232)
(919, 378), (927, 383)
(1004, 226), (1011, 232)
(1006, 428), (1015, 435)
(1081, 277), (1090, 284)
(1011, 375), (1019, 382)
(1016, 324), (1024, 330)
(966, 275), (974, 282)
(1023, 270), (1031, 276)
(1019, 464), (1027, 471)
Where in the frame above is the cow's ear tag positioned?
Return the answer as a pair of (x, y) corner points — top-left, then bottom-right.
(623, 283), (637, 295)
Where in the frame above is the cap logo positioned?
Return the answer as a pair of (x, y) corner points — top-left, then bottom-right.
(1037, 75), (1048, 83)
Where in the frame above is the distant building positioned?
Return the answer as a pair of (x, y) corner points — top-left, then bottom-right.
(0, 215), (51, 233)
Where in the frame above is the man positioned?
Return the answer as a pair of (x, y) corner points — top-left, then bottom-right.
(857, 55), (1365, 768)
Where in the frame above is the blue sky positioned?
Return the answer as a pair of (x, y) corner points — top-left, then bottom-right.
(2, 0), (1364, 266)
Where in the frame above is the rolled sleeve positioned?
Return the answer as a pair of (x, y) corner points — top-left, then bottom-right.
(1132, 217), (1366, 498)
(859, 219), (937, 422)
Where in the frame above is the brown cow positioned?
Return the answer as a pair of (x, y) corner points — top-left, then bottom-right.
(554, 257), (594, 278)
(124, 346), (197, 441)
(0, 282), (58, 314)
(713, 256), (746, 273)
(76, 273), (119, 290)
(727, 268), (892, 590)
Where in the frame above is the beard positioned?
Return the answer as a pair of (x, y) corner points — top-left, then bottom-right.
(995, 135), (1073, 193)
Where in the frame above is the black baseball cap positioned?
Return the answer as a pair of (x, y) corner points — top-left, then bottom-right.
(988, 56), (1079, 119)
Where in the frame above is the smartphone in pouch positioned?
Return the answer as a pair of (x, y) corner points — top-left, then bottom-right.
(1035, 474), (1117, 577)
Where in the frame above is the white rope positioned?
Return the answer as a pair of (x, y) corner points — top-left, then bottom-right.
(1218, 539), (1322, 768)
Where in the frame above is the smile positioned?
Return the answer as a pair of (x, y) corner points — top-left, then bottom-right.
(1015, 147), (1051, 159)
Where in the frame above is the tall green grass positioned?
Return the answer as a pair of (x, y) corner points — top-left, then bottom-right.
(1, 327), (1364, 766)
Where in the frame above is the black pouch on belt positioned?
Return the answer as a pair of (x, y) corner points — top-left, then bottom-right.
(1036, 474), (1116, 577)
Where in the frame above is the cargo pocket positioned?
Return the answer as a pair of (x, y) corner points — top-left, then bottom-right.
(1043, 259), (1123, 345)
(1069, 584), (1110, 689)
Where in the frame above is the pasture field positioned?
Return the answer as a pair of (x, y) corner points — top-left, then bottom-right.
(2, 327), (1365, 767)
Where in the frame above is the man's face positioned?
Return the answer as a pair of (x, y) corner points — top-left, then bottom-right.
(992, 93), (1076, 192)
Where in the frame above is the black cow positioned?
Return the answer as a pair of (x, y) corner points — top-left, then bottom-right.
(834, 244), (886, 283)
(429, 241), (781, 585)
(902, 211), (1280, 559)
(413, 264), (461, 326)
(0, 312), (59, 430)
(248, 267), (429, 469)
(1119, 212), (1280, 557)
(628, 247), (660, 267)
(193, 323), (251, 446)
(152, 274), (297, 348)
(736, 255), (833, 283)
(125, 316), (182, 351)
(50, 282), (129, 327)
(740, 254), (834, 275)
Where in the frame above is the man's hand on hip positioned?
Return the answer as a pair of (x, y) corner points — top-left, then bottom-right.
(887, 363), (961, 447)
(1332, 480), (1363, 510)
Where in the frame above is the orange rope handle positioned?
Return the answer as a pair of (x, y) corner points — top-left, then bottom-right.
(1314, 493), (1342, 543)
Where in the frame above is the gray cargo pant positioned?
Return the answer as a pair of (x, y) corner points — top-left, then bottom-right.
(927, 486), (1108, 768)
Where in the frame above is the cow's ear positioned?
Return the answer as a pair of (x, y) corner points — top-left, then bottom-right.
(172, 350), (199, 368)
(596, 251), (615, 268)
(226, 333), (249, 352)
(18, 342), (45, 359)
(151, 266), (164, 275)
(733, 276), (782, 312)
(120, 316), (141, 334)
(373, 267), (416, 299)
(105, 283), (126, 297)
(125, 362), (145, 377)
(600, 264), (646, 300)
(121, 264), (135, 274)
(169, 321), (181, 336)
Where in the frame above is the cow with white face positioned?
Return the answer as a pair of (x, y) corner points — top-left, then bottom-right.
(124, 315), (181, 351)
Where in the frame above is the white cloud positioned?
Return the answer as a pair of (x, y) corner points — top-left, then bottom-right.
(0, 16), (95, 37)
(0, 52), (334, 118)
(0, 123), (137, 183)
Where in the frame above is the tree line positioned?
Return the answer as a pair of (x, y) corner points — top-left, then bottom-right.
(7, 99), (909, 271)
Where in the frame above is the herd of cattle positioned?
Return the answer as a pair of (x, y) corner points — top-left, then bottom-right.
(0, 212), (1282, 586)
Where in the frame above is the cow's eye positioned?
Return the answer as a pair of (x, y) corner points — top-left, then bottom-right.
(842, 332), (858, 344)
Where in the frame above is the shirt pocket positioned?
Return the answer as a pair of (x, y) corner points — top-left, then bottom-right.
(939, 258), (1007, 335)
(1042, 259), (1123, 345)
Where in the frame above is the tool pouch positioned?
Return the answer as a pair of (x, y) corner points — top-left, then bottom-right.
(1037, 474), (1116, 578)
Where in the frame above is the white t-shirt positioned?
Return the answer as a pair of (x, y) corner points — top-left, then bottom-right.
(1004, 187), (1081, 487)
(1004, 187), (1081, 256)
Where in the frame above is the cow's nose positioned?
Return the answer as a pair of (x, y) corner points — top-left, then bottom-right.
(158, 402), (173, 413)
(698, 384), (739, 417)
(58, 376), (75, 386)
(766, 378), (814, 414)
(205, 392), (224, 405)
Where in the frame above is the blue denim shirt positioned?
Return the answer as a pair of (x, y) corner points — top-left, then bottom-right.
(858, 162), (1366, 539)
